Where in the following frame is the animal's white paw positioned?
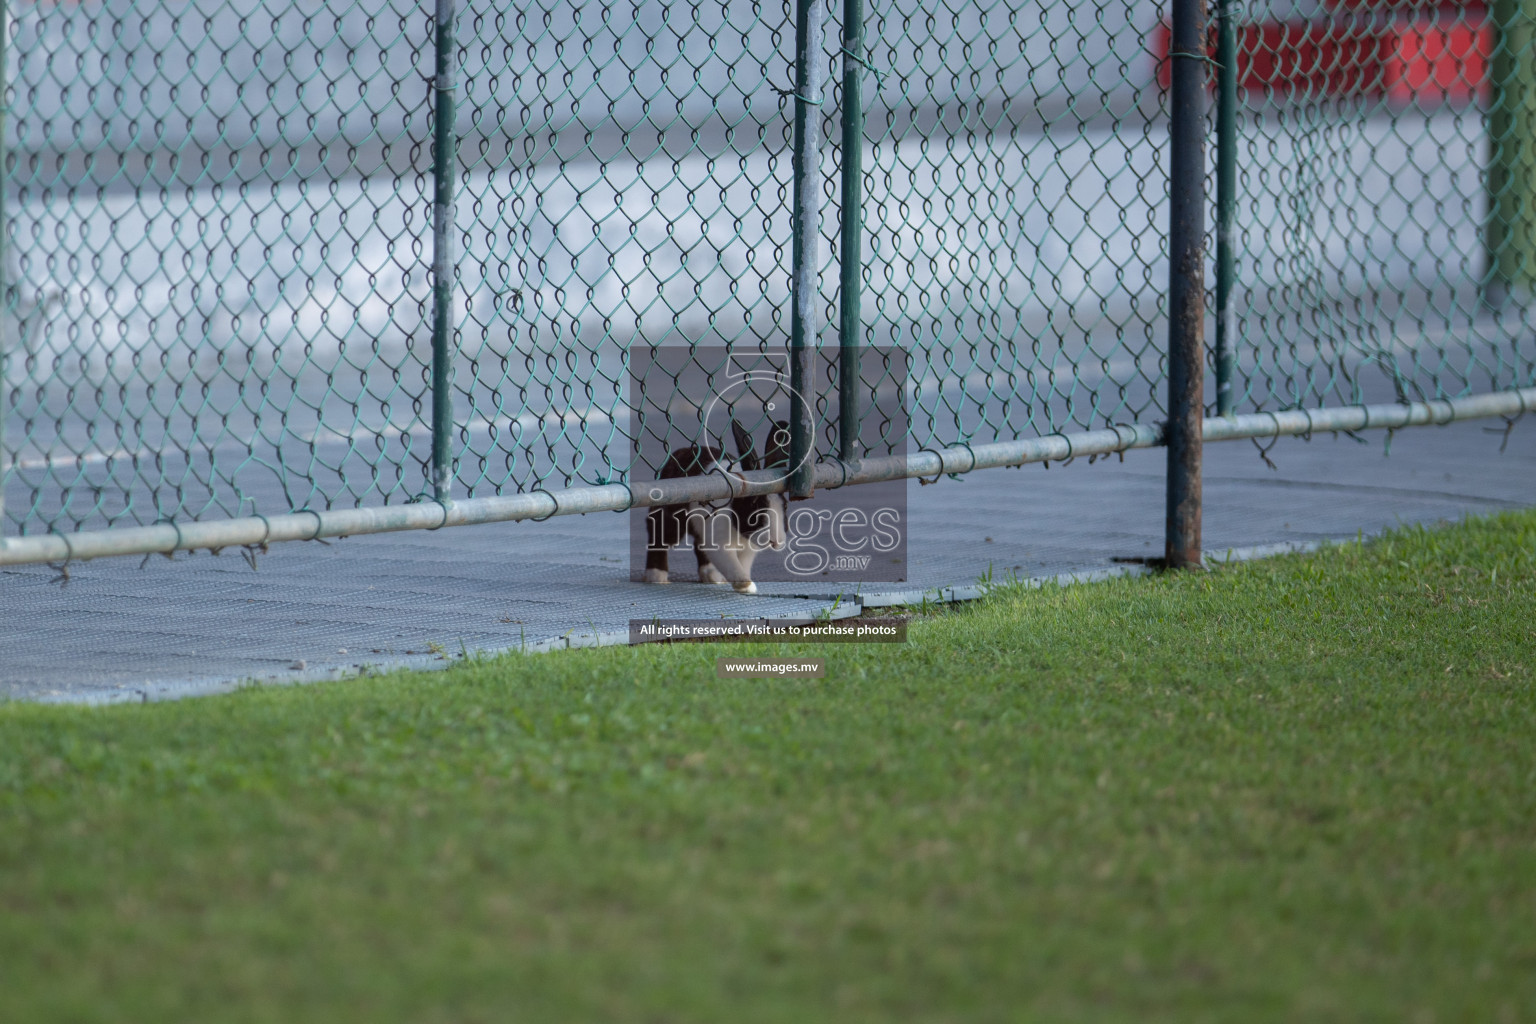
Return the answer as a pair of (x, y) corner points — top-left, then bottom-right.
(732, 580), (758, 595)
(699, 564), (727, 584)
(643, 568), (669, 584)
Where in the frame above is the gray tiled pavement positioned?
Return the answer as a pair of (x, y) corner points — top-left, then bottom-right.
(2, 418), (1532, 703)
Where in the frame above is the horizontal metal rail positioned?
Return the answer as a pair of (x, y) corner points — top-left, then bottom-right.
(1, 388), (1530, 568)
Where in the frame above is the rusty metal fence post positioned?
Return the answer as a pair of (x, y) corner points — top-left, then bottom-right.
(1165, 0), (1208, 569)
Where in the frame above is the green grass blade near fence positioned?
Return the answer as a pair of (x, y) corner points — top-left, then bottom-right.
(2, 512), (1534, 1020)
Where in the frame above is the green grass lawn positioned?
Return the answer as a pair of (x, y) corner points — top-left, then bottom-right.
(2, 512), (1534, 1023)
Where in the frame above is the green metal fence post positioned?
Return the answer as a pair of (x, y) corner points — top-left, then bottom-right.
(788, 0), (825, 498)
(1487, 0), (1536, 302)
(1215, 0), (1237, 416)
(837, 0), (864, 463)
(1165, 0), (1208, 569)
(430, 0), (459, 503)
(0, 0), (9, 533)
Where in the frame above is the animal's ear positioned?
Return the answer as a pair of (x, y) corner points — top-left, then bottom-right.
(765, 419), (792, 468)
(730, 418), (753, 454)
(731, 419), (760, 471)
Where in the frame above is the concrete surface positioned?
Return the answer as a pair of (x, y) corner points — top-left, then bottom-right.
(2, 418), (1532, 703)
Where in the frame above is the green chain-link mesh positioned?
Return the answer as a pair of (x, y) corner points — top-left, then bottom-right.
(1223, 0), (1536, 412)
(3, 0), (1533, 539)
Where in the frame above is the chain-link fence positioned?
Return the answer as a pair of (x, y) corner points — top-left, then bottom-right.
(2, 0), (1533, 564)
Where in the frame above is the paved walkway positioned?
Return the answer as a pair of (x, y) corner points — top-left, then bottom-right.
(3, 419), (1532, 704)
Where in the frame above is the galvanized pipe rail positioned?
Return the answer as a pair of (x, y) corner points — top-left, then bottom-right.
(3, 389), (1530, 568)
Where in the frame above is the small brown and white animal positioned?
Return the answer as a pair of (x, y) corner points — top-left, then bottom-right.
(644, 420), (790, 594)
